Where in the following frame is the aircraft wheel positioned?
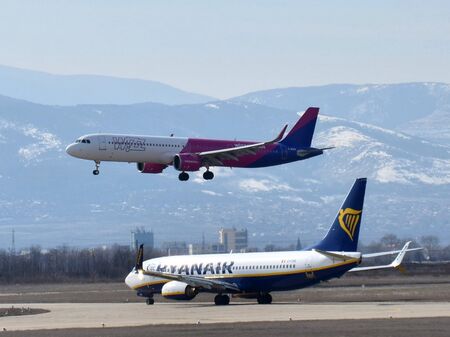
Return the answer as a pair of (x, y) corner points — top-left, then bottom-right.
(214, 294), (230, 305)
(178, 172), (189, 181)
(146, 298), (154, 305)
(203, 171), (214, 180)
(257, 293), (272, 304)
(93, 161), (100, 175)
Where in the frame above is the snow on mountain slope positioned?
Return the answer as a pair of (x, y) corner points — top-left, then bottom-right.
(232, 83), (450, 144)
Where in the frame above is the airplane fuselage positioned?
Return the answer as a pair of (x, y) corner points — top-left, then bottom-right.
(65, 108), (325, 180)
(66, 134), (322, 168)
(125, 250), (361, 297)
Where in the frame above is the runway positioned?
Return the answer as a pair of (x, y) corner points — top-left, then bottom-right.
(2, 301), (450, 331)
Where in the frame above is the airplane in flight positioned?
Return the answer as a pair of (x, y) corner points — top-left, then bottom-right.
(125, 178), (421, 305)
(66, 107), (330, 181)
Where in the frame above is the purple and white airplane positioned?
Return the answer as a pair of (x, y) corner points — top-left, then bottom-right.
(66, 107), (330, 181)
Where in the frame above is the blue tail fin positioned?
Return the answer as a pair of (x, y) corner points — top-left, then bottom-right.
(312, 178), (367, 252)
(280, 107), (319, 148)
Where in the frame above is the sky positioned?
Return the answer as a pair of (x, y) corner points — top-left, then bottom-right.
(1, 0), (449, 98)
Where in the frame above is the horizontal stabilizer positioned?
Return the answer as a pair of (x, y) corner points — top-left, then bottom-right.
(350, 241), (414, 272)
(313, 249), (358, 261)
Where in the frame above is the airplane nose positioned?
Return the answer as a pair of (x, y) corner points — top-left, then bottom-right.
(125, 272), (136, 289)
(66, 144), (74, 156)
(65, 143), (79, 157)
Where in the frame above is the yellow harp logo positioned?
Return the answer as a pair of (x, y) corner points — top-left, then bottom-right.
(338, 208), (362, 241)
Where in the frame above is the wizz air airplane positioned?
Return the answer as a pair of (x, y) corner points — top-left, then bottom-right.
(66, 107), (329, 181)
(125, 178), (421, 305)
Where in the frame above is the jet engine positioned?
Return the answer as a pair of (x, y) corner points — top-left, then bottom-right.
(173, 153), (202, 172)
(137, 162), (167, 174)
(161, 281), (198, 300)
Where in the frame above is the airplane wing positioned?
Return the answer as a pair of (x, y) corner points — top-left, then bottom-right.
(197, 124), (288, 166)
(139, 269), (241, 292)
(349, 241), (415, 272)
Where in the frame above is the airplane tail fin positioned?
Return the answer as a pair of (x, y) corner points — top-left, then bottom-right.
(280, 107), (319, 148)
(311, 178), (367, 252)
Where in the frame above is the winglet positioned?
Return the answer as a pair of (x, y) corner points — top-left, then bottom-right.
(135, 244), (144, 271)
(271, 124), (288, 143)
(391, 241), (411, 268)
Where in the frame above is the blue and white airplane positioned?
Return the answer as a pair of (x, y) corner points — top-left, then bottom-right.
(125, 178), (421, 305)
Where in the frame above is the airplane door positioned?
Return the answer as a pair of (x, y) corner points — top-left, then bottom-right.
(305, 255), (316, 280)
(99, 136), (107, 151)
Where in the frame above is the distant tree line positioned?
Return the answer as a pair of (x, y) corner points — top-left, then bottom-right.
(263, 234), (450, 264)
(0, 235), (449, 284)
(0, 245), (162, 284)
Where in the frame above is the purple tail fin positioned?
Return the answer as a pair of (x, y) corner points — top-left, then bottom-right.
(280, 107), (319, 148)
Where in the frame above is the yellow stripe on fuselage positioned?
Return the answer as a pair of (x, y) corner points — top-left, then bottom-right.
(131, 258), (359, 290)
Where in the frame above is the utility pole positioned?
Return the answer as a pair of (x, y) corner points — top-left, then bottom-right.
(11, 229), (16, 255)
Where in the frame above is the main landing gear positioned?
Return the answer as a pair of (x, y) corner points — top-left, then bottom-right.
(214, 294), (230, 305)
(178, 170), (214, 181)
(203, 170), (214, 180)
(93, 161), (100, 175)
(178, 172), (189, 181)
(257, 293), (272, 304)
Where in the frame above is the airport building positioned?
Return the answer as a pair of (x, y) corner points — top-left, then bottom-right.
(130, 227), (154, 251)
(162, 241), (189, 256)
(219, 228), (248, 253)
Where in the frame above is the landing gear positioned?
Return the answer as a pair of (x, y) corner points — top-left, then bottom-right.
(214, 294), (230, 305)
(178, 172), (189, 181)
(146, 297), (155, 305)
(93, 161), (100, 175)
(203, 170), (214, 180)
(257, 293), (272, 304)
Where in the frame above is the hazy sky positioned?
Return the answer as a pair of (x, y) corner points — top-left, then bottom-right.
(1, 1), (449, 98)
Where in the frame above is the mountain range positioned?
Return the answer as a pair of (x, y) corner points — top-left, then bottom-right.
(234, 83), (450, 143)
(0, 67), (449, 249)
(0, 65), (214, 106)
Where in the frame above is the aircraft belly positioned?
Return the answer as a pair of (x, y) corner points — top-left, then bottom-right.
(106, 149), (173, 163)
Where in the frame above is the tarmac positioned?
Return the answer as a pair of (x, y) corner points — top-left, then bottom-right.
(2, 301), (450, 331)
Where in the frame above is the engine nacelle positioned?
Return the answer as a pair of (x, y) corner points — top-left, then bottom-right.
(161, 281), (198, 301)
(137, 162), (167, 174)
(173, 153), (202, 172)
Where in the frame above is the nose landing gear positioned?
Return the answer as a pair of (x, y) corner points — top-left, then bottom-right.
(93, 161), (100, 175)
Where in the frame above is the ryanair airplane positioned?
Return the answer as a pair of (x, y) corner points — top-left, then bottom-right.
(125, 178), (421, 305)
